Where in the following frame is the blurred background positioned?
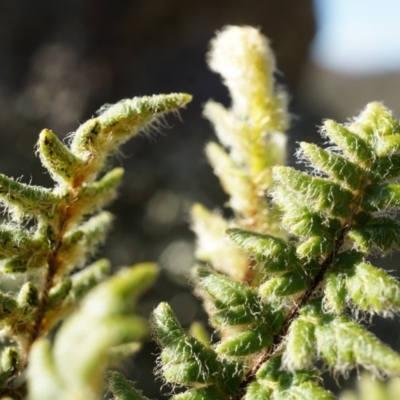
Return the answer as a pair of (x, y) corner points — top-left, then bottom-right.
(0, 0), (399, 397)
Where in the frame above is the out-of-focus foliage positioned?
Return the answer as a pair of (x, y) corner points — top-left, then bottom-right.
(29, 264), (158, 400)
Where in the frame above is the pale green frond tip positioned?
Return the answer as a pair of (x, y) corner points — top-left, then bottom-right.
(207, 26), (288, 132)
(208, 25), (275, 78)
(98, 93), (192, 130)
(72, 93), (191, 157)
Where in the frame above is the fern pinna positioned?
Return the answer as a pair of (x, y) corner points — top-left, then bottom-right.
(152, 27), (400, 399)
(0, 93), (191, 398)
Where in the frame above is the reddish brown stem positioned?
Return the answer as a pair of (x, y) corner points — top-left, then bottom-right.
(234, 178), (368, 399)
(235, 224), (350, 399)
(24, 198), (74, 362)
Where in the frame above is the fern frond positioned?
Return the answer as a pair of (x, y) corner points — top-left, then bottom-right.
(152, 302), (242, 400)
(220, 102), (400, 396)
(0, 92), (190, 397)
(28, 264), (158, 400)
(155, 25), (400, 400)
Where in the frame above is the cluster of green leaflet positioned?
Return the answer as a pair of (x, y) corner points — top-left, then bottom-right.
(0, 94), (191, 399)
(153, 27), (400, 399)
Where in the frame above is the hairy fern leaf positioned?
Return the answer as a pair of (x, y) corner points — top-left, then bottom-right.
(231, 102), (400, 393)
(0, 93), (190, 397)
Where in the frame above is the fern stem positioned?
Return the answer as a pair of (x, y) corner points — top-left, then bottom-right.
(25, 200), (73, 361)
(236, 225), (349, 397)
(236, 177), (369, 398)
